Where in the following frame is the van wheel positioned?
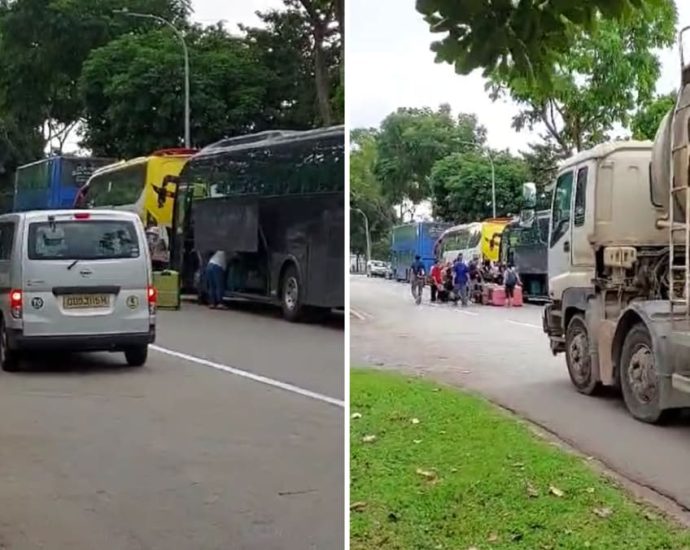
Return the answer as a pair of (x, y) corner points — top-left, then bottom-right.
(0, 320), (20, 372)
(565, 314), (600, 395)
(620, 323), (675, 424)
(124, 346), (148, 367)
(281, 265), (304, 322)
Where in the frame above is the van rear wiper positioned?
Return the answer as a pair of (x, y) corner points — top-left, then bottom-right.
(67, 259), (79, 270)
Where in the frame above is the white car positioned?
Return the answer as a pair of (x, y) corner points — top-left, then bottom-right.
(367, 260), (388, 278)
(0, 209), (156, 372)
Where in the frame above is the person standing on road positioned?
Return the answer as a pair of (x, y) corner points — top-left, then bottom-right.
(504, 265), (521, 307)
(410, 255), (425, 303)
(452, 254), (470, 307)
(430, 260), (443, 303)
(206, 250), (228, 309)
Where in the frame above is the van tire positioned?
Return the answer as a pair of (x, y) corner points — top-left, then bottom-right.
(0, 320), (20, 372)
(124, 346), (148, 367)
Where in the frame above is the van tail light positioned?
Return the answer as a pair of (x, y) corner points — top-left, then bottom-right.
(9, 289), (22, 319)
(73, 212), (90, 220)
(147, 285), (157, 315)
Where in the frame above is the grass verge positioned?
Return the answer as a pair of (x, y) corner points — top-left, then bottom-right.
(350, 368), (690, 550)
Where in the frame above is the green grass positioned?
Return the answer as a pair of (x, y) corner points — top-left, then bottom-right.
(350, 368), (690, 550)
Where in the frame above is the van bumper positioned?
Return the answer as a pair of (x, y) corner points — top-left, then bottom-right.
(8, 327), (156, 352)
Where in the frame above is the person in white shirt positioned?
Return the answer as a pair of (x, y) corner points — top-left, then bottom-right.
(205, 250), (227, 309)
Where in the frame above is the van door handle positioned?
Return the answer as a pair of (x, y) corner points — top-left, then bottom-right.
(563, 241), (570, 252)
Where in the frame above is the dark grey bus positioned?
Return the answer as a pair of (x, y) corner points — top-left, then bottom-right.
(171, 126), (344, 321)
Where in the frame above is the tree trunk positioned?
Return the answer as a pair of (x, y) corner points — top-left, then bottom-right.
(334, 0), (344, 58)
(312, 22), (333, 126)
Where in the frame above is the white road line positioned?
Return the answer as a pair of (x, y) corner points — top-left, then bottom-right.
(151, 345), (344, 409)
(350, 309), (367, 321)
(506, 320), (542, 329)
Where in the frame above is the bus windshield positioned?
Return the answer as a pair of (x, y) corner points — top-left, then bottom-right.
(81, 163), (147, 208)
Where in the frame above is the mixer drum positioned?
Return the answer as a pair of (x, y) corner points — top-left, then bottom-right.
(651, 85), (690, 220)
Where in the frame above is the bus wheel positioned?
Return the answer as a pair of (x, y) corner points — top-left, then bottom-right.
(620, 323), (674, 424)
(565, 314), (600, 395)
(281, 265), (303, 322)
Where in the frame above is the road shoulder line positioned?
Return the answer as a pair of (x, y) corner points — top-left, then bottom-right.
(151, 345), (344, 409)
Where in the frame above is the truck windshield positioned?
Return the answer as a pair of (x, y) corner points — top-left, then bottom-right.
(28, 220), (140, 260)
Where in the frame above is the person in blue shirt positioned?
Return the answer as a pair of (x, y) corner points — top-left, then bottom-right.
(452, 253), (470, 307)
(410, 255), (426, 303)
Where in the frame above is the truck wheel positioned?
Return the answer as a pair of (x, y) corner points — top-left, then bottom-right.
(620, 323), (674, 424)
(281, 265), (304, 322)
(565, 314), (600, 395)
(124, 346), (148, 367)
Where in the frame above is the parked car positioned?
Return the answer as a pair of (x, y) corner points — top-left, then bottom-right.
(367, 260), (388, 278)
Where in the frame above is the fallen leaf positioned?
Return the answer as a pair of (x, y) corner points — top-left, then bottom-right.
(350, 501), (367, 512)
(644, 511), (658, 521)
(586, 487), (595, 494)
(512, 462), (525, 468)
(411, 418), (420, 425)
(432, 388), (440, 392)
(351, 412), (362, 420)
(549, 485), (564, 497)
(362, 435), (377, 443)
(467, 547), (479, 550)
(415, 468), (438, 482)
(387, 511), (399, 522)
(439, 430), (447, 435)
(413, 439), (422, 444)
(450, 467), (458, 473)
(526, 482), (539, 498)
(488, 532), (499, 542)
(593, 507), (613, 518)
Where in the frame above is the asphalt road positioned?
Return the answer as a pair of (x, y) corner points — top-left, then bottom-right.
(351, 275), (690, 511)
(0, 302), (344, 550)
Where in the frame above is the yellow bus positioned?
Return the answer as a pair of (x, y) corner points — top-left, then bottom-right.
(435, 217), (513, 264)
(75, 148), (196, 264)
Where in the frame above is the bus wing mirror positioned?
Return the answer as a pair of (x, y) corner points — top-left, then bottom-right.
(158, 175), (179, 208)
(522, 182), (537, 209)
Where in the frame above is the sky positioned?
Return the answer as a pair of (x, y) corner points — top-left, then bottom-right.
(348, 0), (690, 153)
(189, 0), (282, 29)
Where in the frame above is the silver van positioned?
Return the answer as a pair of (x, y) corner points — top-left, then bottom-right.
(0, 210), (156, 371)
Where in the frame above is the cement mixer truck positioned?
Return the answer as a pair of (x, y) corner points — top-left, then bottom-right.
(542, 28), (690, 423)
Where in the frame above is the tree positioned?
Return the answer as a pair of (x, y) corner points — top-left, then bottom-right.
(350, 128), (395, 257)
(631, 92), (675, 140)
(79, 26), (272, 157)
(0, 0), (190, 152)
(430, 150), (530, 223)
(486, 2), (675, 156)
(374, 106), (486, 216)
(489, 4), (675, 155)
(290, 0), (342, 126)
(416, 0), (672, 87)
(242, 4), (342, 129)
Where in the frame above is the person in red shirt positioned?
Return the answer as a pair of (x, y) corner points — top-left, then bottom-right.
(430, 260), (443, 303)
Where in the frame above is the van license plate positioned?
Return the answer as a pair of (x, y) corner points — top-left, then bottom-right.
(63, 295), (109, 309)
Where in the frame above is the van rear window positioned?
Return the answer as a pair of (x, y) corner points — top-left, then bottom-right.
(28, 220), (140, 260)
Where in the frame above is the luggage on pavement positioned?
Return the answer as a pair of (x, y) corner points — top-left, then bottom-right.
(153, 270), (181, 310)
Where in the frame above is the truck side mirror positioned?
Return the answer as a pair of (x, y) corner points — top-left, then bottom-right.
(522, 182), (537, 209)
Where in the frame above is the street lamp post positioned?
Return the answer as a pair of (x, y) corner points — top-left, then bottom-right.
(114, 9), (191, 149)
(459, 141), (496, 218)
(353, 208), (371, 271)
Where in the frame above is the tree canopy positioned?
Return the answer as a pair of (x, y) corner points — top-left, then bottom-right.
(416, 0), (675, 88)
(0, 0), (343, 198)
(631, 92), (675, 141)
(486, 1), (676, 155)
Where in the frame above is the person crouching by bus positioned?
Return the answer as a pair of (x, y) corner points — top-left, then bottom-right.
(206, 250), (228, 309)
(430, 260), (443, 303)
